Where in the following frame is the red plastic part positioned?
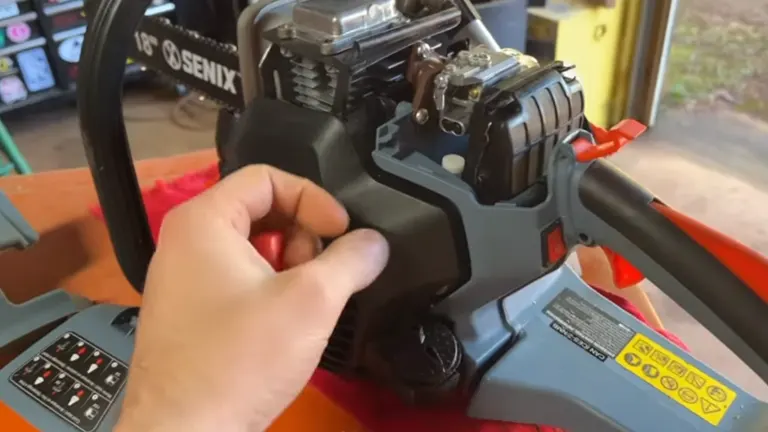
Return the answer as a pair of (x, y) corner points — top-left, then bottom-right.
(250, 231), (286, 271)
(600, 246), (645, 289)
(574, 119), (647, 162)
(546, 224), (567, 265)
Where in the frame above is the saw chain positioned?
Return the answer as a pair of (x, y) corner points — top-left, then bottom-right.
(130, 16), (244, 110)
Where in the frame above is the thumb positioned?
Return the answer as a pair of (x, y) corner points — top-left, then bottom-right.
(298, 229), (389, 305)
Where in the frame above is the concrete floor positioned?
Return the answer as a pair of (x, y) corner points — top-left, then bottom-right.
(7, 91), (216, 171)
(6, 91), (768, 401)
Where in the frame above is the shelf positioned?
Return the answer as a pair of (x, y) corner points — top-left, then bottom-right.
(0, 0), (176, 116)
(42, 0), (83, 16)
(0, 37), (46, 57)
(52, 24), (85, 42)
(0, 11), (37, 27)
(0, 87), (73, 115)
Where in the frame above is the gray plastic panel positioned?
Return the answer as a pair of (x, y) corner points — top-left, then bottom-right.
(0, 190), (89, 350)
(0, 190), (38, 250)
(467, 266), (768, 431)
(374, 106), (562, 333)
(0, 305), (135, 432)
(0, 289), (87, 348)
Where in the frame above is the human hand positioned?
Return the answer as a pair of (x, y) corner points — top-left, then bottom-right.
(115, 165), (389, 432)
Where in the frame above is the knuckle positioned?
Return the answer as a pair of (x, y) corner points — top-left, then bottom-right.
(163, 202), (192, 226)
(233, 164), (269, 179)
(157, 202), (197, 238)
(290, 265), (338, 310)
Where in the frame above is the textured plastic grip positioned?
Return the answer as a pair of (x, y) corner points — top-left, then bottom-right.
(578, 160), (768, 379)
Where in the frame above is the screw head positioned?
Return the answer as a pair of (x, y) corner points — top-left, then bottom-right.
(415, 42), (432, 59)
(414, 108), (429, 124)
(277, 24), (295, 39)
(435, 73), (449, 87)
(468, 86), (482, 101)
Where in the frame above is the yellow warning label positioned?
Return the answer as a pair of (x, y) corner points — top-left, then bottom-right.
(617, 334), (737, 426)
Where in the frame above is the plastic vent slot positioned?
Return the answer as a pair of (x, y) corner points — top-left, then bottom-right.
(320, 298), (359, 372)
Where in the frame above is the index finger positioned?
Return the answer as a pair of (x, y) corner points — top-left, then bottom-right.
(192, 165), (349, 238)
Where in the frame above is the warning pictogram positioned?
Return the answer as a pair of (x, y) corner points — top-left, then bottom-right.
(679, 388), (698, 404)
(701, 398), (721, 414)
(617, 334), (737, 427)
(668, 361), (687, 378)
(634, 340), (653, 356)
(642, 364), (659, 379)
(661, 376), (678, 391)
(707, 386), (727, 403)
(650, 350), (670, 366)
(623, 352), (641, 367)
(686, 372), (706, 390)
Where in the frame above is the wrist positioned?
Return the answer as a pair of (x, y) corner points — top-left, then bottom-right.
(115, 396), (270, 432)
(115, 409), (241, 432)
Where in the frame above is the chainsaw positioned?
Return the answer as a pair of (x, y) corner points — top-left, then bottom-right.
(2, 0), (768, 431)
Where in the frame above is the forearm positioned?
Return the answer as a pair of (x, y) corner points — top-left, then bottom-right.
(113, 369), (271, 432)
(115, 403), (267, 432)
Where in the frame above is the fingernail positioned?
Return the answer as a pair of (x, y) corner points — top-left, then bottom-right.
(347, 229), (389, 264)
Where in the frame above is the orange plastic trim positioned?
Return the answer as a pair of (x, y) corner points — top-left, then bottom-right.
(0, 401), (40, 432)
(653, 202), (768, 304)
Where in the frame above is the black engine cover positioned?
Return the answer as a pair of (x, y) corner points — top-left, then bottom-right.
(219, 98), (467, 378)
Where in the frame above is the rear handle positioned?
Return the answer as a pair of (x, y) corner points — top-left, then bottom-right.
(571, 159), (768, 384)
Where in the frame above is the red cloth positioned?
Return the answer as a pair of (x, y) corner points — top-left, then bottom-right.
(91, 166), (687, 432)
(90, 164), (220, 241)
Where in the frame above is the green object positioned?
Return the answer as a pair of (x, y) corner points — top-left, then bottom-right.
(0, 119), (31, 175)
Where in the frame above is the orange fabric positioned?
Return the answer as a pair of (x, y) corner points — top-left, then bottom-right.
(0, 401), (40, 432)
(271, 386), (366, 432)
(653, 202), (768, 304)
